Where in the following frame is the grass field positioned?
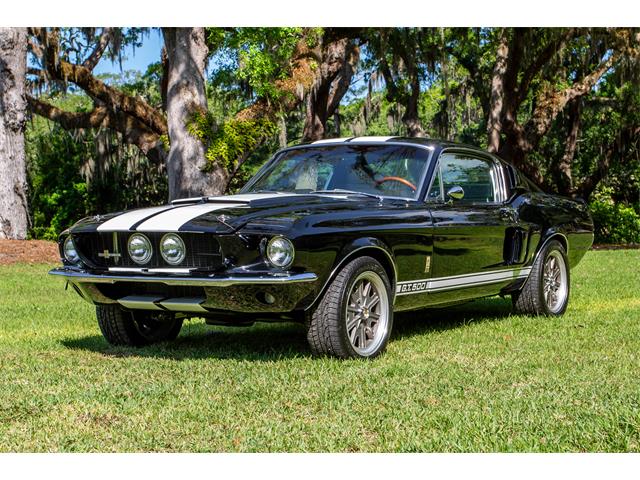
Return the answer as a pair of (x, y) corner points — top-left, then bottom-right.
(0, 250), (639, 452)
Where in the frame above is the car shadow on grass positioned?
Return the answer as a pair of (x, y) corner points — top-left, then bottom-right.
(61, 297), (514, 361)
(393, 296), (514, 340)
(61, 322), (312, 361)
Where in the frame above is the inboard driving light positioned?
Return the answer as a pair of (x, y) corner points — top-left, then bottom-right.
(128, 233), (153, 265)
(63, 236), (80, 264)
(160, 233), (186, 265)
(266, 236), (294, 268)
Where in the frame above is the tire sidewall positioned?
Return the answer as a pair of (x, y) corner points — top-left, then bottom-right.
(338, 258), (394, 358)
(537, 240), (571, 316)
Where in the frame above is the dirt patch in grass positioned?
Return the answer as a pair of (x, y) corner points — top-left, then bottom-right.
(0, 239), (59, 265)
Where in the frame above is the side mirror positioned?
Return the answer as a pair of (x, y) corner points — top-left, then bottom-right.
(446, 185), (465, 201)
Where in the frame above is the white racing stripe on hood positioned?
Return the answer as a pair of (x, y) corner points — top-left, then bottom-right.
(98, 192), (334, 233)
(135, 203), (244, 232)
(97, 206), (173, 232)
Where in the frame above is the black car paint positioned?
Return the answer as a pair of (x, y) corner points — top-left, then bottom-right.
(55, 138), (594, 320)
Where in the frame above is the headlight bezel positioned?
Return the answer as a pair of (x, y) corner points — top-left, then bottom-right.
(127, 233), (153, 265)
(265, 235), (295, 269)
(160, 233), (186, 266)
(63, 235), (81, 264)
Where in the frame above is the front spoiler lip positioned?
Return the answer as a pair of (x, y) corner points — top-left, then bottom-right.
(48, 267), (318, 287)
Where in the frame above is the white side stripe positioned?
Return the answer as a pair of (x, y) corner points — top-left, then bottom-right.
(135, 203), (244, 232)
(97, 206), (173, 232)
(396, 267), (532, 296)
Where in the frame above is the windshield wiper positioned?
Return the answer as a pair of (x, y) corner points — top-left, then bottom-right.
(311, 189), (382, 200)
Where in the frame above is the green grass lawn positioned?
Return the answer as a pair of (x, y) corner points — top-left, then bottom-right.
(0, 250), (639, 452)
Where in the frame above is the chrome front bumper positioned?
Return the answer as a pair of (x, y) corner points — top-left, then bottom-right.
(48, 267), (318, 287)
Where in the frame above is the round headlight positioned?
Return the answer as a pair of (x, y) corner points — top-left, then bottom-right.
(63, 236), (80, 264)
(266, 236), (294, 268)
(128, 234), (153, 265)
(160, 233), (186, 265)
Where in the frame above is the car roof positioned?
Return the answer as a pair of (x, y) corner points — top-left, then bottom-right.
(305, 136), (482, 152)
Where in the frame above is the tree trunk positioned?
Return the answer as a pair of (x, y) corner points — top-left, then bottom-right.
(302, 37), (358, 142)
(0, 28), (28, 239)
(163, 28), (224, 199)
(487, 29), (509, 153)
(403, 73), (424, 137)
(554, 99), (582, 196)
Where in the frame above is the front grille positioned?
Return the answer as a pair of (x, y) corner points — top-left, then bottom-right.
(73, 232), (223, 270)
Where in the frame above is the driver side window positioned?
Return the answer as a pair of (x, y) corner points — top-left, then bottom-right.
(427, 152), (497, 204)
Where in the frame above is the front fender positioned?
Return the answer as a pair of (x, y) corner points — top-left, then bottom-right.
(302, 236), (397, 311)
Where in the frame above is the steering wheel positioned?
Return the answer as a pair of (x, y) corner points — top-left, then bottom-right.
(375, 176), (417, 192)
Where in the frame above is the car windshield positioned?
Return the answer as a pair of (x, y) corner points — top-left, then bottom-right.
(244, 144), (432, 200)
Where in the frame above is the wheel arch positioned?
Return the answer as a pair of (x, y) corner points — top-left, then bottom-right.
(533, 230), (569, 265)
(533, 230), (569, 262)
(304, 238), (397, 311)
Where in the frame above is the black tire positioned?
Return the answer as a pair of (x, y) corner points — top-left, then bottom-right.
(306, 256), (393, 359)
(512, 239), (570, 316)
(96, 304), (183, 346)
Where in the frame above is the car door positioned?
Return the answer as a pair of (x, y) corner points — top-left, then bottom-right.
(424, 149), (522, 303)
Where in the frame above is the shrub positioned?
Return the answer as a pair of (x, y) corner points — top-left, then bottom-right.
(589, 189), (640, 244)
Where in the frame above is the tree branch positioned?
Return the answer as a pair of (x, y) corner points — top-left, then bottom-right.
(27, 95), (109, 129)
(526, 49), (621, 145)
(517, 28), (575, 105)
(38, 29), (167, 136)
(82, 27), (114, 71)
(27, 95), (165, 162)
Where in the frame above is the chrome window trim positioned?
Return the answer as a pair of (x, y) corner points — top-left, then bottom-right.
(429, 147), (508, 205)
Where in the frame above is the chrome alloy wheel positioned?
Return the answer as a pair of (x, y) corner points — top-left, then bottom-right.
(543, 250), (568, 313)
(345, 271), (390, 356)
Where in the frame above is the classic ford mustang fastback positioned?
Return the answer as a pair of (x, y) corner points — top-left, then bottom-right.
(50, 137), (594, 358)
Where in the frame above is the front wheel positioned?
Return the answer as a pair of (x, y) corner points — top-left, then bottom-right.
(96, 304), (183, 346)
(512, 239), (570, 316)
(306, 256), (393, 359)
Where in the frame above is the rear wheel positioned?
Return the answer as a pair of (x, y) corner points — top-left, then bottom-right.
(512, 239), (570, 316)
(306, 256), (393, 359)
(96, 304), (183, 346)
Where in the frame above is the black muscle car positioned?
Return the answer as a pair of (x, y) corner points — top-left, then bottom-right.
(50, 137), (594, 358)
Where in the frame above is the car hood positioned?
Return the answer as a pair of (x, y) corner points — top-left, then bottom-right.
(68, 192), (394, 234)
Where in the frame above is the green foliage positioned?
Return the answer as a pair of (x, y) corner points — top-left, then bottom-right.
(188, 111), (278, 171)
(207, 28), (321, 102)
(116, 63), (164, 109)
(27, 117), (94, 240)
(589, 189), (640, 244)
(26, 94), (168, 240)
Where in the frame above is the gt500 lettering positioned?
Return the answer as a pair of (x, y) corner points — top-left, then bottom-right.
(397, 281), (428, 294)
